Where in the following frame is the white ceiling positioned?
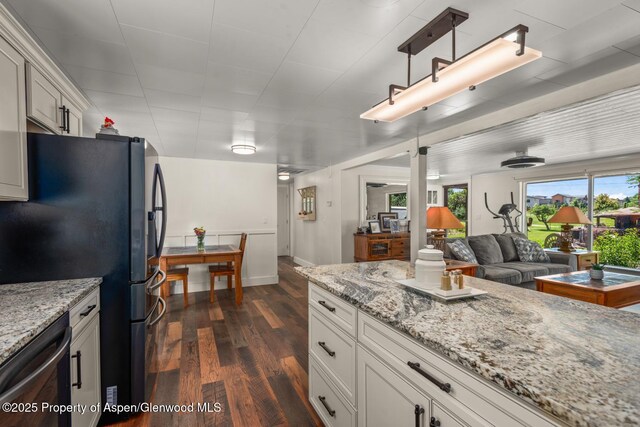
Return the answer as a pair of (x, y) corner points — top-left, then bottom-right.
(4, 0), (640, 169)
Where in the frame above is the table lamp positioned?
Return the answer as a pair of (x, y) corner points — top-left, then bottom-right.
(548, 206), (592, 252)
(427, 207), (464, 251)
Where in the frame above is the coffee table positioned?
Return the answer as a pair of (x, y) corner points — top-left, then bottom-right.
(535, 271), (640, 308)
(444, 259), (478, 277)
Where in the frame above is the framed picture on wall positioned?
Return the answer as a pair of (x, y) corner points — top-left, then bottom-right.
(368, 220), (382, 234)
(378, 212), (398, 232)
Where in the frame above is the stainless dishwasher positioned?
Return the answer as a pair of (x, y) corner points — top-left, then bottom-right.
(0, 313), (71, 427)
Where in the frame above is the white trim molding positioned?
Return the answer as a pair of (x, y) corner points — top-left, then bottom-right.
(293, 257), (315, 267)
(0, 4), (90, 111)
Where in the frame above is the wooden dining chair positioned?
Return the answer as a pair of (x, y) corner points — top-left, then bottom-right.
(208, 233), (248, 302)
(166, 267), (189, 307)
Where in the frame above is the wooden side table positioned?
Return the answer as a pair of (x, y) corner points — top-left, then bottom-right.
(544, 249), (599, 271)
(444, 259), (478, 277)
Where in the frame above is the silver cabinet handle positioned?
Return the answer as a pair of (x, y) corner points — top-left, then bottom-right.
(148, 269), (166, 292)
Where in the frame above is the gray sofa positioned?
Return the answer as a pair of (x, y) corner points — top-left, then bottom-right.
(444, 233), (576, 290)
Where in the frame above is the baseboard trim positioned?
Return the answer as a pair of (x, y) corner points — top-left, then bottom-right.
(168, 275), (279, 294)
(293, 256), (315, 267)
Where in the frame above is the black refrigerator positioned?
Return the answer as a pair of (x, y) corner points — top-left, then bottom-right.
(0, 132), (167, 425)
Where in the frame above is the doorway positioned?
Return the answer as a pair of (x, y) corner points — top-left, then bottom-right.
(443, 184), (468, 238)
(277, 185), (290, 256)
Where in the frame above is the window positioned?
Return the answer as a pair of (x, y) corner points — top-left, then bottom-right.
(388, 192), (408, 219)
(525, 173), (640, 268)
(525, 178), (588, 248)
(444, 185), (467, 238)
(593, 174), (640, 268)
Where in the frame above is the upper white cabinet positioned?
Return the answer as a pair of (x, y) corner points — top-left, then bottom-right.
(27, 64), (83, 136)
(0, 35), (27, 201)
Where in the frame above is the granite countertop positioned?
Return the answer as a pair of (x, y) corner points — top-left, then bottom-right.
(296, 261), (640, 427)
(0, 278), (102, 366)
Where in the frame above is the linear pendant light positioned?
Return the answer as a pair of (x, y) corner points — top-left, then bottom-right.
(361, 9), (542, 123)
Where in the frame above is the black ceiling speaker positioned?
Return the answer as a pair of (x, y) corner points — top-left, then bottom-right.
(501, 151), (545, 168)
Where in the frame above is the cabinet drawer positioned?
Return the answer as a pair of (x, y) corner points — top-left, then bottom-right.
(310, 307), (357, 405)
(310, 356), (356, 427)
(391, 247), (408, 257)
(433, 401), (467, 427)
(391, 239), (409, 249)
(358, 313), (559, 427)
(309, 283), (357, 337)
(70, 288), (100, 335)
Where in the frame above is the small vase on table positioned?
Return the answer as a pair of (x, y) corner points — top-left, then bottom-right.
(194, 227), (206, 252)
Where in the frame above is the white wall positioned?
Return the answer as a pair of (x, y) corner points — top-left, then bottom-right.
(291, 167), (342, 267)
(159, 156), (278, 293)
(467, 153), (640, 236)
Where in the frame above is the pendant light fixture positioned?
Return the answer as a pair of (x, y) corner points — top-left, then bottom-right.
(231, 144), (256, 155)
(361, 8), (542, 123)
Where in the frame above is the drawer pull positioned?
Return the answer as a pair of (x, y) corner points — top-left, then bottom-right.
(318, 300), (336, 313)
(407, 361), (451, 393)
(318, 395), (336, 417)
(79, 304), (97, 318)
(414, 404), (425, 427)
(430, 416), (441, 427)
(318, 341), (336, 357)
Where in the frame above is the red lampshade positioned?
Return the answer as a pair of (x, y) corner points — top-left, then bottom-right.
(427, 206), (464, 229)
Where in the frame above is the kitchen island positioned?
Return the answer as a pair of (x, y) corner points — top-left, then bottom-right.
(0, 277), (102, 365)
(296, 260), (640, 427)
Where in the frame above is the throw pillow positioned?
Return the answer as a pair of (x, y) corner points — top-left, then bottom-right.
(493, 234), (520, 262)
(468, 235), (504, 265)
(447, 240), (478, 263)
(512, 236), (551, 263)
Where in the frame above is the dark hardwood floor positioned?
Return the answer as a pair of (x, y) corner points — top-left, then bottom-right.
(110, 257), (322, 427)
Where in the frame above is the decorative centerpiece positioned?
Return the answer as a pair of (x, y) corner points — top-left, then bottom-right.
(194, 227), (206, 252)
(590, 263), (605, 280)
(415, 245), (446, 288)
(98, 116), (120, 135)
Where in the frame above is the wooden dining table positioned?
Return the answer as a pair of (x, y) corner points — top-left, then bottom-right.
(159, 244), (244, 304)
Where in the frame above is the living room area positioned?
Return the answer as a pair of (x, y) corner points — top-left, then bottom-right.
(290, 67), (640, 313)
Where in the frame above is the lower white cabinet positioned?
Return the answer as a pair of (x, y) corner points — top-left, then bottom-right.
(307, 282), (561, 427)
(358, 347), (431, 427)
(70, 290), (101, 427)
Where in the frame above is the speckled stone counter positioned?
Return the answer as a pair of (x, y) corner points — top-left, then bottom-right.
(296, 260), (640, 427)
(0, 278), (102, 366)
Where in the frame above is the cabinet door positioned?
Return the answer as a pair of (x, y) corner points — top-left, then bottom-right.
(62, 96), (82, 136)
(432, 401), (467, 427)
(71, 314), (101, 427)
(358, 346), (432, 427)
(0, 36), (28, 201)
(26, 64), (62, 133)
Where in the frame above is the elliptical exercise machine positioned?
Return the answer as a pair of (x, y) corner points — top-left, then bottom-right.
(484, 192), (523, 234)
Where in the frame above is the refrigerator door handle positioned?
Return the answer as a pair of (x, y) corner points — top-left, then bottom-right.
(151, 164), (167, 258)
(147, 269), (166, 293)
(148, 297), (166, 328)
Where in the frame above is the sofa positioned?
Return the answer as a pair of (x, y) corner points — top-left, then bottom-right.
(444, 233), (576, 290)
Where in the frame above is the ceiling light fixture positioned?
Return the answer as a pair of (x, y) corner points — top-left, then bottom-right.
(278, 172), (290, 181)
(361, 8), (542, 123)
(427, 174), (440, 180)
(231, 144), (256, 155)
(501, 151), (545, 168)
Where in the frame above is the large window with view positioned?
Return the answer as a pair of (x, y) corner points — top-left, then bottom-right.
(525, 174), (640, 269)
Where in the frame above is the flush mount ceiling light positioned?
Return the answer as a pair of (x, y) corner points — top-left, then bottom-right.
(361, 8), (542, 123)
(501, 151), (545, 168)
(231, 144), (256, 155)
(278, 172), (290, 181)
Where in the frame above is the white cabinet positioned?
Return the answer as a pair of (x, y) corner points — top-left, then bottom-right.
(357, 347), (431, 427)
(70, 289), (101, 427)
(63, 95), (82, 137)
(308, 282), (562, 427)
(26, 64), (83, 136)
(0, 35), (27, 201)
